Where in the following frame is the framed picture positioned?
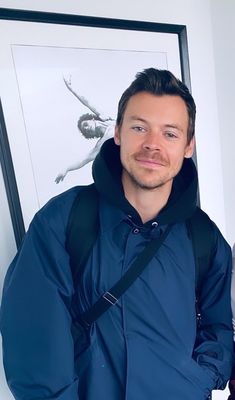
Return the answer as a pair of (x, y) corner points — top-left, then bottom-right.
(0, 8), (191, 248)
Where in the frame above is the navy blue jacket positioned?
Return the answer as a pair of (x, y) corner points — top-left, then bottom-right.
(0, 139), (233, 399)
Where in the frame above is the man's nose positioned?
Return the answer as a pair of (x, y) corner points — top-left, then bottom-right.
(143, 132), (162, 151)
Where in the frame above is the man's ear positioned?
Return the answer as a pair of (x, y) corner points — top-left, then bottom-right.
(184, 136), (195, 158)
(114, 126), (120, 145)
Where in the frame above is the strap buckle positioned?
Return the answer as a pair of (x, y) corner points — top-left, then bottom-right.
(102, 291), (118, 305)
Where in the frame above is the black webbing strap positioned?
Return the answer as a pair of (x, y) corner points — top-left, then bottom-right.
(186, 207), (214, 325)
(66, 184), (99, 283)
(80, 224), (172, 328)
(186, 207), (214, 297)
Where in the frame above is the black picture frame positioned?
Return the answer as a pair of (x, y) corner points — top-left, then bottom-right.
(0, 7), (191, 249)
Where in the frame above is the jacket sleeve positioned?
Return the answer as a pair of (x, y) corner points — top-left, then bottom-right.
(0, 202), (78, 400)
(193, 225), (233, 390)
(228, 345), (235, 400)
(228, 250), (235, 399)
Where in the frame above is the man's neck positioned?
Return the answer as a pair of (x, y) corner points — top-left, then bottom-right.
(123, 182), (172, 224)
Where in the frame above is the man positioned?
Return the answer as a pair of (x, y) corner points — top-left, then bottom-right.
(0, 68), (233, 399)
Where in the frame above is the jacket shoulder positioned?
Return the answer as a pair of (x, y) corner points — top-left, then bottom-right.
(32, 185), (89, 235)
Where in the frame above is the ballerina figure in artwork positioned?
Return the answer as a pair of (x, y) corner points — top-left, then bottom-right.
(55, 75), (115, 184)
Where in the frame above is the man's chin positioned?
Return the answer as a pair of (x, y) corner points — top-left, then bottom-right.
(139, 183), (165, 190)
(131, 177), (165, 191)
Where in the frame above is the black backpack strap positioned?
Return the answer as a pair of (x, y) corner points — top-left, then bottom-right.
(65, 183), (99, 284)
(80, 224), (172, 328)
(186, 207), (214, 299)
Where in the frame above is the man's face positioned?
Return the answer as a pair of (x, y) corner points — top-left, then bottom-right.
(114, 92), (194, 192)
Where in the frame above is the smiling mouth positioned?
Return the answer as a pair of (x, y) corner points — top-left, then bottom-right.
(136, 158), (167, 168)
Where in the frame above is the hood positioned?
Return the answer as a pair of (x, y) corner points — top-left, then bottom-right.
(92, 138), (198, 226)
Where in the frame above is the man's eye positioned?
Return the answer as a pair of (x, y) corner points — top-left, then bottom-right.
(165, 131), (178, 139)
(132, 126), (146, 133)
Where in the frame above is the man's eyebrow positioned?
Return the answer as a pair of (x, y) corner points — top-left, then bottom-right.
(127, 115), (148, 123)
(164, 124), (184, 133)
(127, 117), (184, 132)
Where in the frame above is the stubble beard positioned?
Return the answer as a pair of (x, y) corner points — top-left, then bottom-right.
(122, 164), (169, 191)
(121, 150), (172, 191)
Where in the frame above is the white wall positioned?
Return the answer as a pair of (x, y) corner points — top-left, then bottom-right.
(0, 1), (234, 399)
(210, 0), (235, 247)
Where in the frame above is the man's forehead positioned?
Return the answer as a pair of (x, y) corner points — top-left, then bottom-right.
(123, 93), (188, 119)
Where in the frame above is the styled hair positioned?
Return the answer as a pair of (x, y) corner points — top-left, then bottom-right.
(77, 113), (103, 139)
(116, 68), (196, 143)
